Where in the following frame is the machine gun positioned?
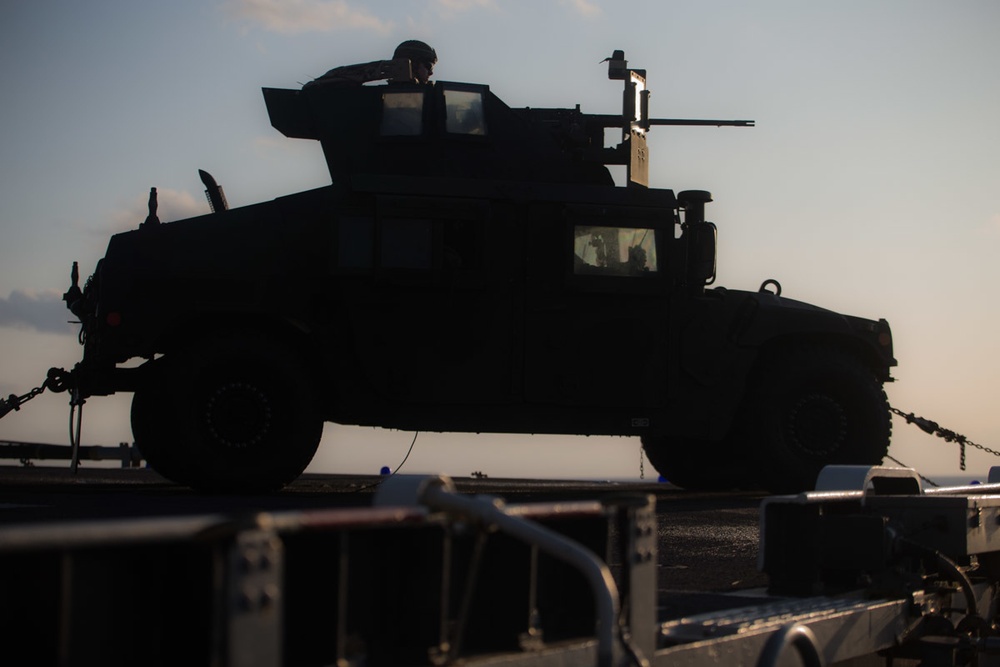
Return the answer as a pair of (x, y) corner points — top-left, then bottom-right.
(521, 50), (754, 187)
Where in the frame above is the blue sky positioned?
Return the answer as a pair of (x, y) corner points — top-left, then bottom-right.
(1, 1), (998, 483)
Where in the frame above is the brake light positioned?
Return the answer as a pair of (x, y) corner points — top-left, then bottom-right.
(106, 312), (122, 327)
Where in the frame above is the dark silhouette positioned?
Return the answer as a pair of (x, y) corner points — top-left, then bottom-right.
(56, 50), (894, 493)
(304, 39), (437, 88)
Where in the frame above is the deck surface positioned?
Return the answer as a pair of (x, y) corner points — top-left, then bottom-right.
(0, 465), (769, 594)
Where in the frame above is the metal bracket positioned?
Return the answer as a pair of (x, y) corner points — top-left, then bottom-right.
(224, 527), (283, 667)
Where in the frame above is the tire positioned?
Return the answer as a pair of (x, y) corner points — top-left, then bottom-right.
(750, 345), (890, 494)
(132, 383), (196, 486)
(130, 334), (323, 493)
(641, 435), (755, 491)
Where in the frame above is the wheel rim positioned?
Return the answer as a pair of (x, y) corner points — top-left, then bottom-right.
(203, 381), (273, 450)
(786, 393), (847, 457)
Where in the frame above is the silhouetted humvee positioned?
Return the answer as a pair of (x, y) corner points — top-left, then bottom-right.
(63, 51), (895, 492)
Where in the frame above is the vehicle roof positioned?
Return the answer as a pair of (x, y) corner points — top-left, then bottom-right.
(264, 80), (618, 188)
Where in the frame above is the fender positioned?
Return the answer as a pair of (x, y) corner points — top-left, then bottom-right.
(671, 287), (894, 440)
(732, 289), (895, 375)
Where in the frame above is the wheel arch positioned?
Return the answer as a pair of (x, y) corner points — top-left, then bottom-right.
(137, 312), (330, 402)
(681, 330), (891, 444)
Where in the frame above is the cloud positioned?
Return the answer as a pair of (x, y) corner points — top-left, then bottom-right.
(0, 289), (74, 335)
(110, 188), (207, 233)
(226, 0), (393, 35)
(433, 0), (498, 17)
(559, 0), (602, 18)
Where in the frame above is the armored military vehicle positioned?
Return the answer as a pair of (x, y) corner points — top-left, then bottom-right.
(60, 51), (894, 493)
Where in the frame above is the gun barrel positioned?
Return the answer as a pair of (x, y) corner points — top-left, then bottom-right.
(647, 118), (755, 127)
(581, 115), (755, 129)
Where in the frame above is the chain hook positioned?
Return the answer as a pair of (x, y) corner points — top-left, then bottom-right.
(1, 386), (45, 419)
(890, 405), (998, 472)
(0, 367), (76, 421)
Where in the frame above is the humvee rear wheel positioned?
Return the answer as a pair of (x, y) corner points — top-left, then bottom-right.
(752, 345), (890, 494)
(130, 335), (323, 493)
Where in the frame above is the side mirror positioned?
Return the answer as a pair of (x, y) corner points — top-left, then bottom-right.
(689, 222), (717, 285)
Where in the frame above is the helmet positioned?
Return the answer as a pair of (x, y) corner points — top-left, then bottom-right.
(393, 40), (437, 65)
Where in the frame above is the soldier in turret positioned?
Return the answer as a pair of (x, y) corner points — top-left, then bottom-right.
(304, 39), (437, 88)
(392, 40), (437, 84)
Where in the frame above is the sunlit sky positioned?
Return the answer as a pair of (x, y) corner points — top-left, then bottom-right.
(1, 1), (998, 484)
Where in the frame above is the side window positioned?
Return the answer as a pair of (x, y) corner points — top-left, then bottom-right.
(337, 217), (374, 269)
(379, 219), (481, 274)
(367, 198), (488, 277)
(381, 218), (433, 269)
(573, 225), (658, 276)
(444, 89), (486, 135)
(381, 91), (424, 136)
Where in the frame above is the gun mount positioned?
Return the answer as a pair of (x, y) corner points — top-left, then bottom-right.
(265, 49), (752, 190)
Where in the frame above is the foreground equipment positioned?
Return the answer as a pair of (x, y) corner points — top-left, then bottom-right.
(55, 50), (894, 492)
(4, 466), (1000, 666)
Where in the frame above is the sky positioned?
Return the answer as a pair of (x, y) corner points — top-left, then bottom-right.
(1, 0), (998, 484)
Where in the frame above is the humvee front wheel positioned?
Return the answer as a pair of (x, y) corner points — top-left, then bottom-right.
(641, 436), (753, 491)
(751, 345), (890, 493)
(131, 335), (323, 492)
